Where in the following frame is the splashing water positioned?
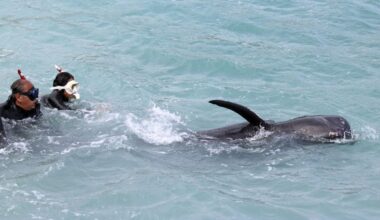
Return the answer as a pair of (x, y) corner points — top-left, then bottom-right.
(125, 105), (187, 145)
(358, 126), (379, 141)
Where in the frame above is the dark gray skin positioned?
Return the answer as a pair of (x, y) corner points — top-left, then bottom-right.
(198, 100), (352, 142)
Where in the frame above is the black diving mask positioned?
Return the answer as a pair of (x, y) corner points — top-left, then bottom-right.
(20, 87), (39, 101)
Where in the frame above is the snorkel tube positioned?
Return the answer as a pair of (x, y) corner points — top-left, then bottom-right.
(17, 69), (26, 80)
(55, 64), (63, 73)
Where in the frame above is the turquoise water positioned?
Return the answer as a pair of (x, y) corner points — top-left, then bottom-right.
(1, 0), (380, 219)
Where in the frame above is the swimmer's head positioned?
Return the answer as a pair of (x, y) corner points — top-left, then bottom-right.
(53, 72), (74, 87)
(51, 66), (80, 100)
(11, 79), (39, 111)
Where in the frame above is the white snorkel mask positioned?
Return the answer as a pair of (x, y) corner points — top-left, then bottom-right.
(50, 65), (80, 100)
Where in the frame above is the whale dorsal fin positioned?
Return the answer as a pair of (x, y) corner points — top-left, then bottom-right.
(209, 100), (269, 128)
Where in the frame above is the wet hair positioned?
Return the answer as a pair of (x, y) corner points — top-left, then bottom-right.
(8, 79), (29, 103)
(11, 79), (26, 94)
(53, 72), (74, 87)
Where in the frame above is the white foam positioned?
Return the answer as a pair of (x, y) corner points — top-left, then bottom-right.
(246, 127), (273, 142)
(61, 147), (75, 155)
(60, 139), (104, 155)
(58, 111), (77, 120)
(31, 190), (45, 200)
(125, 105), (186, 145)
(358, 126), (378, 141)
(206, 144), (241, 156)
(61, 135), (130, 155)
(0, 142), (31, 155)
(14, 142), (31, 153)
(47, 136), (60, 145)
(0, 147), (8, 155)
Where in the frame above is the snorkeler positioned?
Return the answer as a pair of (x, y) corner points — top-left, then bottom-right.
(0, 69), (41, 144)
(41, 65), (80, 110)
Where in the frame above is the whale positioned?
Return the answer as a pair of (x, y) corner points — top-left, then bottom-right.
(197, 100), (352, 143)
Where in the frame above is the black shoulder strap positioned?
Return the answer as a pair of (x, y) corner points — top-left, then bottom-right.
(209, 100), (269, 128)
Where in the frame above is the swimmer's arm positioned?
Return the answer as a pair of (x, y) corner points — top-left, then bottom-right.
(49, 98), (72, 110)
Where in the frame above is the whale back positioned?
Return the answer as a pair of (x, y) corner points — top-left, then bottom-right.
(197, 100), (269, 139)
(198, 100), (352, 142)
(273, 115), (352, 140)
(197, 122), (253, 139)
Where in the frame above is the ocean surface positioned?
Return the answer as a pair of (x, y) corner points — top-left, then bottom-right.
(1, 0), (379, 219)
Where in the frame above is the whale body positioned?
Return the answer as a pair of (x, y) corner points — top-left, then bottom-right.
(197, 100), (352, 142)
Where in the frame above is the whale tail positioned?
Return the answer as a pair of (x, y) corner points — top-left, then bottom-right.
(209, 100), (270, 129)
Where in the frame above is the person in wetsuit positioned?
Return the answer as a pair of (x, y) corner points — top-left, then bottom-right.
(41, 67), (80, 110)
(0, 77), (41, 145)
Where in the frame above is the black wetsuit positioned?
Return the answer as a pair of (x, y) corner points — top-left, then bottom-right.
(41, 90), (71, 110)
(0, 117), (5, 145)
(0, 97), (42, 146)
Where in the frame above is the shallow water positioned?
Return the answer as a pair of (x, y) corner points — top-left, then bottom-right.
(1, 0), (380, 219)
